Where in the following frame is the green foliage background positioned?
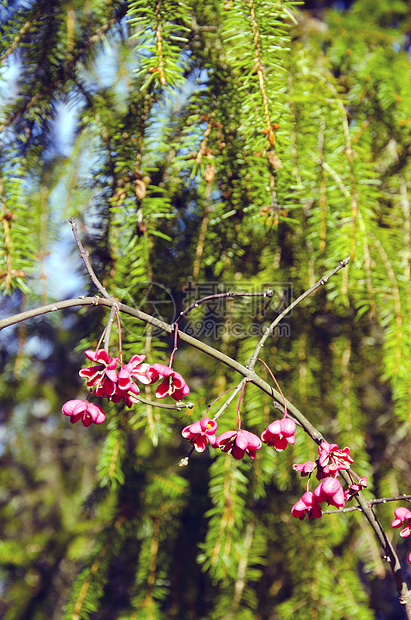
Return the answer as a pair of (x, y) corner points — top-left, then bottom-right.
(0, 0), (410, 617)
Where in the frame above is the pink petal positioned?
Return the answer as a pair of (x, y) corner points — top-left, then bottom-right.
(231, 444), (246, 460)
(280, 418), (296, 436)
(152, 363), (174, 378)
(62, 399), (85, 416)
(129, 354), (146, 366)
(273, 436), (288, 452)
(193, 436), (208, 452)
(155, 377), (171, 398)
(267, 420), (282, 435)
(394, 507), (411, 521)
(132, 363), (155, 385)
(216, 430), (237, 445)
(86, 403), (105, 424)
(239, 430), (262, 449)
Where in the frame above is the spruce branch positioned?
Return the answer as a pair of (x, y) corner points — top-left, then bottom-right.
(0, 10), (41, 64)
(155, 1), (166, 86)
(0, 13), (125, 135)
(71, 515), (126, 618)
(247, 0), (275, 146)
(0, 178), (14, 290)
(370, 233), (403, 374)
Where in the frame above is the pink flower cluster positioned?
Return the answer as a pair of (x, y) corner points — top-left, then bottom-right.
(293, 441), (354, 482)
(62, 349), (190, 427)
(261, 417), (296, 452)
(182, 418), (262, 460)
(291, 440), (366, 520)
(181, 414), (298, 462)
(291, 477), (345, 520)
(392, 507), (411, 564)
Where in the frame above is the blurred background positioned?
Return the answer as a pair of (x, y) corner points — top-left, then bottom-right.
(0, 0), (411, 617)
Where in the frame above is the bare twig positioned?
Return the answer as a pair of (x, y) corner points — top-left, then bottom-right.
(103, 305), (120, 353)
(69, 217), (111, 299)
(135, 394), (194, 410)
(174, 289), (273, 327)
(1, 236), (410, 615)
(323, 494), (411, 514)
(248, 257), (350, 371)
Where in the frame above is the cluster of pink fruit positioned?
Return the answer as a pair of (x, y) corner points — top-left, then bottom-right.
(291, 442), (368, 519)
(63, 349), (411, 553)
(392, 507), (411, 564)
(182, 414), (297, 461)
(62, 349), (189, 427)
(182, 418), (369, 519)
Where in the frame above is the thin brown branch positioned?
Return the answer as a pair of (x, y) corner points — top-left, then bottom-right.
(174, 288), (273, 327)
(337, 470), (411, 616)
(103, 305), (120, 352)
(248, 257), (350, 371)
(69, 217), (111, 298)
(323, 494), (411, 514)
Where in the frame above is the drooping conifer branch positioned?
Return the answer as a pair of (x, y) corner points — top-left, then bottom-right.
(72, 515), (126, 618)
(318, 122), (327, 253)
(335, 96), (375, 311)
(0, 10), (41, 64)
(0, 178), (14, 289)
(371, 234), (403, 374)
(247, 0), (281, 212)
(247, 0), (274, 146)
(0, 12), (125, 135)
(155, 1), (166, 86)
